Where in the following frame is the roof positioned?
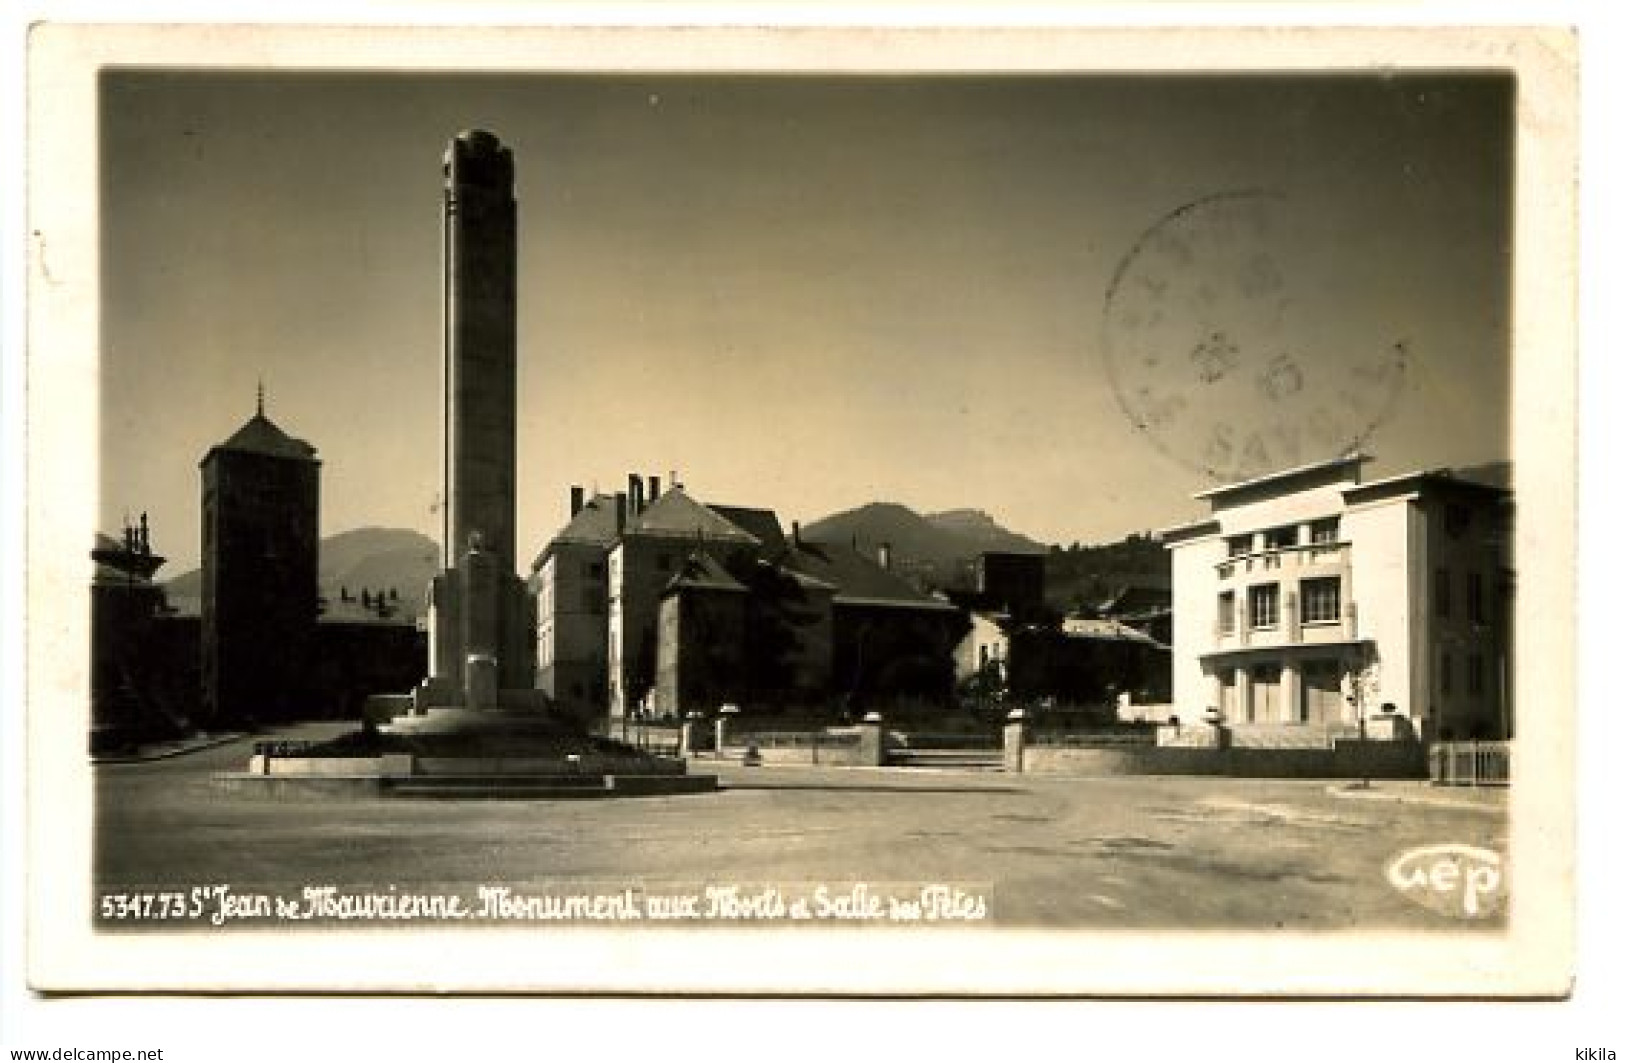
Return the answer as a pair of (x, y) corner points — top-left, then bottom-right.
(661, 552), (748, 596)
(1192, 453), (1368, 504)
(90, 532), (166, 584)
(1157, 517), (1221, 544)
(1061, 616), (1170, 650)
(710, 505), (787, 554)
(781, 538), (957, 612)
(318, 598), (420, 627)
(1341, 468), (1512, 506)
(206, 413), (318, 463)
(532, 493), (622, 569)
(629, 488), (760, 545)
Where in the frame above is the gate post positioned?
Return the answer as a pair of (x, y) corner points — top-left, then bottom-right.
(1003, 708), (1028, 774)
(715, 703), (738, 756)
(858, 711), (885, 767)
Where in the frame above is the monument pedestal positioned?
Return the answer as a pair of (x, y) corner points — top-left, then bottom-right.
(376, 534), (561, 751)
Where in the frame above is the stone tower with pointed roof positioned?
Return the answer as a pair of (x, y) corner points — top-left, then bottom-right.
(199, 394), (321, 725)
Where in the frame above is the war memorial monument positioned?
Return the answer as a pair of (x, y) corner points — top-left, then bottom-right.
(219, 130), (713, 798)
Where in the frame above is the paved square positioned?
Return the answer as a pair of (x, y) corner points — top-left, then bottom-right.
(95, 725), (1507, 930)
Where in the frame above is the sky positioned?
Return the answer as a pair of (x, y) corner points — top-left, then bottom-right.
(98, 71), (1513, 573)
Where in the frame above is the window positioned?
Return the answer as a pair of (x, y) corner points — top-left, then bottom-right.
(1468, 572), (1485, 624)
(1434, 568), (1451, 618)
(1218, 591), (1236, 635)
(1468, 653), (1485, 695)
(1264, 525), (1299, 550)
(1310, 517), (1340, 544)
(1440, 650), (1454, 696)
(1227, 535), (1252, 558)
(1301, 577), (1341, 624)
(587, 561), (603, 578)
(1248, 583), (1280, 629)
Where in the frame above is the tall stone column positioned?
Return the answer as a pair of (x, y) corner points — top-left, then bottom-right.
(443, 130), (517, 575)
(406, 130), (538, 717)
(425, 130), (532, 702)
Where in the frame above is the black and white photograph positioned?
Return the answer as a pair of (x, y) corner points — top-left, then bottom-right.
(16, 23), (1582, 1012)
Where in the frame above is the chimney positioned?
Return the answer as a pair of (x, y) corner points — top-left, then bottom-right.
(878, 541), (893, 572)
(570, 485), (585, 517)
(628, 473), (644, 518)
(649, 475), (662, 503)
(792, 520), (802, 546)
(669, 469), (681, 491)
(614, 491), (628, 534)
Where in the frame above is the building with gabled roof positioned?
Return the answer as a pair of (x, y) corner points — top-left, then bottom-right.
(608, 484), (775, 720)
(533, 472), (973, 729)
(776, 534), (964, 712)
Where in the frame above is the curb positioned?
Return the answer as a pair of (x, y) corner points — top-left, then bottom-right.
(93, 732), (248, 765)
(1324, 782), (1508, 814)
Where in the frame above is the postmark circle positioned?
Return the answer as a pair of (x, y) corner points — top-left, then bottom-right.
(1102, 190), (1408, 481)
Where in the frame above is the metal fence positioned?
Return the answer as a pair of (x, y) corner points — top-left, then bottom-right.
(1430, 740), (1512, 787)
(888, 731), (1003, 751)
(1028, 730), (1157, 748)
(253, 740), (316, 758)
(733, 731), (862, 749)
(624, 724), (683, 757)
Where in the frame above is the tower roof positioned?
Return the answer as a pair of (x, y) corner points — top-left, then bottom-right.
(207, 413), (318, 463)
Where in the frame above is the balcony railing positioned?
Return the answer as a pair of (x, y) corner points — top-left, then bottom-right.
(1217, 541), (1350, 579)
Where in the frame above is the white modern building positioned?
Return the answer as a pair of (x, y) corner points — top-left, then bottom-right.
(1161, 455), (1512, 742)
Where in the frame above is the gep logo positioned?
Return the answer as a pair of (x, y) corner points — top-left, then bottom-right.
(1386, 844), (1506, 919)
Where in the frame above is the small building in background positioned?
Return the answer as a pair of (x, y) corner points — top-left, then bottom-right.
(313, 587), (427, 721)
(90, 516), (197, 752)
(974, 551), (1047, 620)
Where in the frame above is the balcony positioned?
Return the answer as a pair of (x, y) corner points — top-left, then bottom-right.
(1216, 541), (1350, 581)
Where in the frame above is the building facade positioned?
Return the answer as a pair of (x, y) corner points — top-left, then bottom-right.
(531, 489), (618, 726)
(1162, 455), (1512, 741)
(608, 486), (765, 722)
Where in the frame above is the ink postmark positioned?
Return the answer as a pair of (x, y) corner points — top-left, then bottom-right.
(1102, 190), (1409, 481)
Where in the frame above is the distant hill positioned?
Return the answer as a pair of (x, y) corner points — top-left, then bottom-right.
(800, 502), (1045, 589)
(923, 508), (1048, 556)
(165, 527), (441, 616)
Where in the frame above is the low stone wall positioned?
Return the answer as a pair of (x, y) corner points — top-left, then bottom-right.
(1018, 740), (1427, 779)
(255, 755), (412, 777)
(714, 722), (884, 768)
(725, 742), (871, 767)
(248, 753), (688, 778)
(415, 755), (687, 777)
